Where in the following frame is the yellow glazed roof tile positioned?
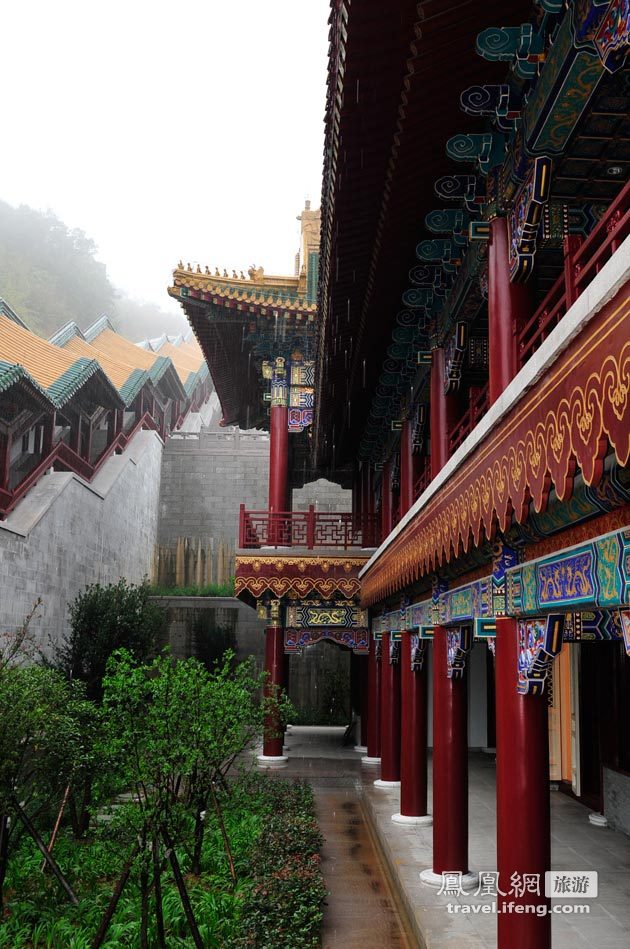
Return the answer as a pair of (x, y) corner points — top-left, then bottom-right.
(89, 328), (161, 372)
(158, 341), (205, 380)
(62, 337), (137, 390)
(0, 314), (80, 388)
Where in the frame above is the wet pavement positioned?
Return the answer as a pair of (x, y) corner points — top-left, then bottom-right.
(260, 725), (630, 949)
(275, 726), (414, 949)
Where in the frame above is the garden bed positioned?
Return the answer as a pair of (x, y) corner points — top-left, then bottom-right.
(0, 772), (325, 948)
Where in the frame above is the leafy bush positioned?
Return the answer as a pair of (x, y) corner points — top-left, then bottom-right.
(237, 777), (326, 949)
(0, 664), (94, 912)
(0, 774), (325, 949)
(52, 579), (163, 701)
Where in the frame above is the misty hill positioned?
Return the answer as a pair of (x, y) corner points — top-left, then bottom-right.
(0, 199), (187, 341)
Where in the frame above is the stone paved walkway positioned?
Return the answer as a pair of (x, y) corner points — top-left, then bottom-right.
(277, 726), (413, 948)
(266, 726), (630, 949)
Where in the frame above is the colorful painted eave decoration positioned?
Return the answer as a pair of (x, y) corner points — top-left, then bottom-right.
(361, 283), (630, 606)
(235, 554), (369, 601)
(523, 0), (630, 157)
(284, 627), (369, 655)
(507, 156), (553, 281)
(507, 526), (630, 616)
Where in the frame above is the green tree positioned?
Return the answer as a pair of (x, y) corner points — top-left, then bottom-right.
(53, 579), (163, 702)
(95, 649), (291, 948)
(0, 199), (187, 339)
(0, 664), (92, 913)
(51, 579), (164, 838)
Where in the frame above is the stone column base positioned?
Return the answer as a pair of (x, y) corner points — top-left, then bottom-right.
(419, 869), (479, 890)
(257, 754), (288, 768)
(354, 745), (368, 753)
(392, 813), (433, 826)
(361, 755), (381, 766)
(374, 779), (401, 789)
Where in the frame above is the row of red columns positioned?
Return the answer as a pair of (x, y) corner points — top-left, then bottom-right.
(364, 623), (551, 947)
(362, 224), (545, 945)
(260, 220), (547, 942)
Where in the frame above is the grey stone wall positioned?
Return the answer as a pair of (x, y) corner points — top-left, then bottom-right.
(0, 430), (162, 651)
(158, 429), (270, 553)
(604, 767), (630, 835)
(292, 478), (352, 512)
(288, 641), (351, 722)
(153, 596), (266, 671)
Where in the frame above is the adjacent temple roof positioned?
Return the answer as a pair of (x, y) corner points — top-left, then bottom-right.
(0, 300), (211, 435)
(0, 359), (55, 421)
(83, 320), (188, 402)
(50, 322), (150, 406)
(168, 203), (321, 428)
(0, 314), (123, 410)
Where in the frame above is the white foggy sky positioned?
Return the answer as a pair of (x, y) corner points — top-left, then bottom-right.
(2, 1), (330, 312)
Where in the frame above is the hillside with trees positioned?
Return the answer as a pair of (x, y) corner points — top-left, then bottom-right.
(0, 200), (186, 340)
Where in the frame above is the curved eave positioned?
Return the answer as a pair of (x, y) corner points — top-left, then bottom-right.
(168, 289), (268, 428)
(0, 361), (56, 413)
(148, 357), (187, 403)
(315, 0), (534, 468)
(48, 358), (125, 411)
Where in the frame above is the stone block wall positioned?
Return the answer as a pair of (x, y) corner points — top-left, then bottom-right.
(153, 596), (266, 671)
(0, 430), (163, 651)
(292, 478), (352, 512)
(157, 430), (270, 575)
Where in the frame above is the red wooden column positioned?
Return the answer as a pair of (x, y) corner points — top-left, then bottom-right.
(430, 348), (457, 479)
(421, 627), (477, 887)
(269, 402), (289, 514)
(488, 217), (531, 405)
(393, 631), (431, 824)
(399, 419), (414, 516)
(269, 398), (289, 545)
(361, 463), (375, 544)
(42, 412), (55, 456)
(354, 652), (369, 752)
(70, 414), (82, 454)
(363, 633), (382, 765)
(495, 617), (551, 948)
(258, 624), (288, 766)
(381, 459), (393, 539)
(353, 468), (362, 533)
(0, 431), (12, 492)
(374, 631), (402, 787)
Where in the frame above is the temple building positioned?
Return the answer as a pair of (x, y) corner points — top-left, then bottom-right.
(170, 2), (630, 946)
(0, 305), (210, 517)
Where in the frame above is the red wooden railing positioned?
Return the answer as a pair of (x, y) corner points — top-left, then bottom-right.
(444, 182), (629, 456)
(239, 504), (380, 549)
(413, 457), (431, 499)
(519, 178), (630, 365)
(0, 412), (158, 518)
(449, 383), (490, 454)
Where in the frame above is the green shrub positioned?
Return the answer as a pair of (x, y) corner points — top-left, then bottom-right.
(52, 578), (163, 701)
(237, 778), (326, 949)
